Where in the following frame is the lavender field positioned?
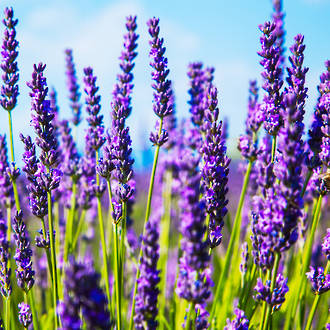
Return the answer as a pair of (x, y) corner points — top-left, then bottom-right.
(0, 0), (329, 329)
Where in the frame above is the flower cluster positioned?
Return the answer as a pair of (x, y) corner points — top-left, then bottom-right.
(0, 135), (13, 208)
(147, 17), (173, 146)
(201, 86), (230, 248)
(12, 211), (35, 292)
(135, 215), (160, 329)
(224, 308), (249, 330)
(258, 21), (283, 136)
(65, 49), (82, 126)
(306, 267), (330, 295)
(18, 302), (32, 328)
(0, 212), (11, 298)
(0, 7), (19, 112)
(322, 229), (330, 259)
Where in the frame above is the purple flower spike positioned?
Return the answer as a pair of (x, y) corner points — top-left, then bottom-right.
(18, 302), (32, 328)
(224, 307), (249, 330)
(258, 21), (283, 136)
(134, 215), (160, 329)
(65, 49), (82, 126)
(176, 149), (212, 306)
(59, 256), (111, 330)
(322, 229), (330, 260)
(147, 17), (173, 146)
(254, 273), (288, 310)
(306, 266), (330, 295)
(240, 243), (249, 275)
(27, 63), (60, 170)
(0, 135), (14, 208)
(103, 16), (138, 206)
(83, 67), (105, 152)
(201, 86), (230, 248)
(12, 211), (35, 292)
(307, 61), (330, 169)
(272, 0), (285, 73)
(0, 212), (11, 298)
(0, 7), (19, 112)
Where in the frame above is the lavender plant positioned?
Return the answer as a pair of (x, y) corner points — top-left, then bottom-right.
(0, 5), (328, 330)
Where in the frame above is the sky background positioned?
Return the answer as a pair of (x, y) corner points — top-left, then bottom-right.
(0, 0), (329, 166)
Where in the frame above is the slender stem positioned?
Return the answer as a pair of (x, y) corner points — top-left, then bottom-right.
(305, 260), (329, 330)
(71, 209), (87, 251)
(47, 191), (58, 329)
(209, 159), (252, 321)
(6, 205), (11, 247)
(286, 194), (323, 329)
(259, 300), (267, 330)
(64, 181), (77, 262)
(28, 289), (39, 330)
(301, 169), (312, 198)
(95, 150), (111, 318)
(263, 252), (280, 330)
(5, 298), (10, 330)
(129, 118), (164, 329)
(158, 170), (172, 329)
(113, 223), (122, 330)
(271, 135), (277, 163)
(185, 303), (195, 330)
(119, 201), (127, 322)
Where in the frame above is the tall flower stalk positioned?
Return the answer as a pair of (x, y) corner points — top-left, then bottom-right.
(0, 7), (21, 212)
(27, 63), (61, 328)
(129, 17), (173, 329)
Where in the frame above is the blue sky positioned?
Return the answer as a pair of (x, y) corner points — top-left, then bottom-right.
(0, 0), (329, 165)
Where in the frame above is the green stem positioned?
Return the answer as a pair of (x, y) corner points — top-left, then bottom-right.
(209, 159), (252, 321)
(301, 169), (312, 198)
(185, 303), (195, 330)
(119, 201), (127, 322)
(263, 252), (280, 330)
(71, 209), (87, 251)
(305, 260), (329, 330)
(158, 170), (172, 329)
(271, 135), (277, 163)
(28, 289), (39, 330)
(47, 191), (58, 329)
(5, 298), (10, 330)
(95, 150), (111, 318)
(286, 194), (323, 329)
(114, 223), (122, 330)
(63, 181), (77, 262)
(129, 118), (164, 330)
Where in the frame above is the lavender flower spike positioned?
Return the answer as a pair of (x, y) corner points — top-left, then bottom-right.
(18, 302), (32, 329)
(224, 307), (249, 330)
(65, 49), (82, 126)
(258, 21), (283, 136)
(12, 211), (35, 292)
(201, 86), (230, 248)
(134, 215), (160, 329)
(272, 0), (285, 73)
(0, 212), (11, 298)
(0, 7), (19, 112)
(322, 229), (330, 260)
(306, 267), (330, 295)
(148, 17), (173, 146)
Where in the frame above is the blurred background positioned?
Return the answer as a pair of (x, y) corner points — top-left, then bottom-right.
(0, 0), (329, 168)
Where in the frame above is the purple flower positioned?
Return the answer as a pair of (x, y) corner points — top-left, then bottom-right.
(101, 16), (138, 196)
(12, 211), (35, 292)
(65, 49), (82, 126)
(27, 63), (60, 169)
(0, 7), (19, 112)
(176, 149), (212, 306)
(147, 17), (173, 146)
(187, 62), (214, 137)
(83, 67), (105, 152)
(0, 212), (11, 298)
(272, 0), (285, 73)
(258, 21), (283, 136)
(134, 215), (160, 329)
(0, 135), (14, 208)
(307, 60), (330, 169)
(240, 243), (249, 275)
(306, 266), (330, 295)
(322, 229), (330, 260)
(254, 273), (288, 309)
(18, 302), (32, 328)
(224, 307), (249, 330)
(201, 86), (230, 248)
(58, 256), (111, 329)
